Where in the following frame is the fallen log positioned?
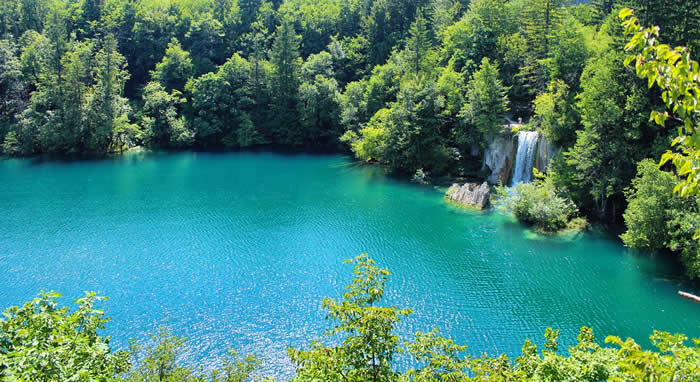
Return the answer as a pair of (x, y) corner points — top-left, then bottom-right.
(678, 291), (700, 304)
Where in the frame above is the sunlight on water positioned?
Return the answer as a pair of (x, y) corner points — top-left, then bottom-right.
(0, 152), (698, 380)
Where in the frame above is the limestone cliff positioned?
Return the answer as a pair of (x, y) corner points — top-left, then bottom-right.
(535, 134), (556, 173)
(482, 135), (516, 185)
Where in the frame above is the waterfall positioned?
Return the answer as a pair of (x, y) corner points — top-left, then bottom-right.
(510, 131), (539, 186)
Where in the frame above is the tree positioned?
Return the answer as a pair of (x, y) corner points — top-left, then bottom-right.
(405, 9), (433, 75)
(24, 37), (94, 154)
(520, 0), (565, 59)
(298, 51), (341, 145)
(0, 39), (27, 140)
(243, 19), (273, 142)
(301, 51), (334, 82)
(620, 9), (700, 197)
(458, 57), (509, 148)
(83, 34), (136, 152)
(667, 203), (700, 279)
(544, 17), (591, 89)
(440, 0), (514, 76)
(621, 159), (700, 278)
(2, 258), (700, 380)
(290, 254), (700, 380)
(430, 0), (463, 38)
(340, 108), (390, 163)
(365, 58), (403, 118)
(533, 79), (579, 147)
(288, 254), (411, 381)
(621, 159), (683, 250)
(19, 0), (46, 36)
(269, 19), (301, 145)
(1, 130), (22, 156)
(0, 292), (130, 380)
(338, 79), (368, 133)
(151, 38), (194, 93)
(187, 53), (259, 148)
(591, 0), (618, 24)
(128, 1), (177, 94)
(182, 13), (227, 75)
(383, 76), (452, 175)
(625, 0), (700, 53)
(125, 328), (195, 381)
(562, 49), (652, 219)
(124, 327), (267, 382)
(140, 81), (192, 148)
(298, 75), (341, 146)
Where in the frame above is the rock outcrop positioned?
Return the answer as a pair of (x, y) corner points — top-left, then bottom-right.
(535, 134), (556, 173)
(482, 135), (516, 185)
(445, 182), (491, 209)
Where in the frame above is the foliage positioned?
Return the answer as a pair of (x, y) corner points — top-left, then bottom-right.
(621, 159), (682, 250)
(186, 53), (260, 148)
(124, 328), (269, 382)
(340, 123), (388, 164)
(140, 81), (192, 149)
(270, 19), (302, 145)
(533, 79), (579, 147)
(621, 159), (700, 278)
(152, 39), (194, 93)
(667, 205), (700, 279)
(559, 46), (654, 220)
(2, 257), (700, 380)
(288, 254), (411, 381)
(290, 254), (700, 380)
(1, 131), (21, 156)
(620, 9), (700, 198)
(0, 291), (130, 381)
(458, 58), (509, 148)
(125, 328), (193, 382)
(0, 39), (27, 137)
(496, 174), (579, 233)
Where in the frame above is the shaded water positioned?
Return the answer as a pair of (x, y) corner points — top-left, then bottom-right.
(0, 152), (698, 379)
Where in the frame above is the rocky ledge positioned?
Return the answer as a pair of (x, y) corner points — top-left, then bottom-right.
(445, 182), (491, 209)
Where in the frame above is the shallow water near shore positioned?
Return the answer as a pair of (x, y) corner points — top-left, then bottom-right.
(1, 151), (698, 379)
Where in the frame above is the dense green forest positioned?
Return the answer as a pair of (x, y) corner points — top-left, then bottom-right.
(1, 255), (698, 381)
(1, 0), (699, 277)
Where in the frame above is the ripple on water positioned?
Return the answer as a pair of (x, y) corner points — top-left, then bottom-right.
(0, 152), (698, 380)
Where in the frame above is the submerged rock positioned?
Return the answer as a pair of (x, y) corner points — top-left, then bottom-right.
(445, 182), (491, 209)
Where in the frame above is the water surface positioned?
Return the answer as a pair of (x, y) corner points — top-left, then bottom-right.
(1, 152), (698, 379)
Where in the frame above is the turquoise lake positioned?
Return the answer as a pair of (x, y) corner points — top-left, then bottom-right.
(0, 151), (698, 379)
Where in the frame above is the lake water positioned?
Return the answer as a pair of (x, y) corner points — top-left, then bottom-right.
(1, 151), (698, 379)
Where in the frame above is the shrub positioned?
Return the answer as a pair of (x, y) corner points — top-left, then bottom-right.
(496, 175), (579, 232)
(1, 131), (22, 156)
(622, 159), (700, 279)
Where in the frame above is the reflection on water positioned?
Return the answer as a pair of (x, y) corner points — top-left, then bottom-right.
(0, 151), (698, 380)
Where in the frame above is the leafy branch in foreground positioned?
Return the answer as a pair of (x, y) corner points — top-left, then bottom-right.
(1, 257), (699, 381)
(620, 8), (700, 197)
(288, 254), (412, 381)
(289, 254), (699, 381)
(0, 291), (130, 381)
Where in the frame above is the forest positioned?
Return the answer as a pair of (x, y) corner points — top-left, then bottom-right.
(1, 1), (700, 380)
(1, 0), (698, 277)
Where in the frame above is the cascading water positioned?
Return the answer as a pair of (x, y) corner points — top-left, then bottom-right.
(510, 131), (539, 186)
